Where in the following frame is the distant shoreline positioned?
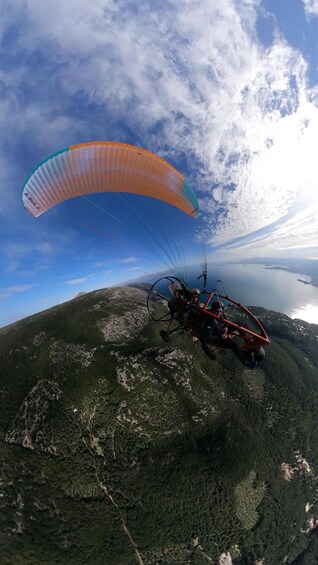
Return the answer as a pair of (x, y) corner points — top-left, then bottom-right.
(264, 265), (318, 289)
(217, 261), (318, 290)
(263, 266), (318, 288)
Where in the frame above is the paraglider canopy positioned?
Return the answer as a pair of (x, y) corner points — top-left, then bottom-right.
(22, 142), (199, 218)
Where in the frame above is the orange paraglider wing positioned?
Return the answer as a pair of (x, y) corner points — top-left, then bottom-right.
(22, 142), (199, 218)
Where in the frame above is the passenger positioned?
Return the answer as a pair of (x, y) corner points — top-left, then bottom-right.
(201, 301), (256, 367)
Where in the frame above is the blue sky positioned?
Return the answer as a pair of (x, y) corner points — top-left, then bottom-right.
(1, 0), (318, 327)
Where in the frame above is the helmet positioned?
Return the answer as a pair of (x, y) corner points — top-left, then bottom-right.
(190, 288), (200, 295)
(253, 347), (265, 363)
(211, 300), (224, 310)
(243, 347), (265, 364)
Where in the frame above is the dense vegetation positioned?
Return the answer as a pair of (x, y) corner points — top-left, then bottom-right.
(0, 286), (318, 564)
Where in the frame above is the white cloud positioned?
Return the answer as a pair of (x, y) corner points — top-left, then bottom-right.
(0, 237), (69, 275)
(220, 201), (318, 259)
(123, 266), (143, 272)
(94, 261), (109, 268)
(197, 39), (318, 246)
(0, 284), (34, 300)
(0, 153), (19, 214)
(302, 0), (318, 16)
(62, 275), (95, 285)
(118, 256), (139, 264)
(1, 1), (262, 154)
(93, 256), (138, 267)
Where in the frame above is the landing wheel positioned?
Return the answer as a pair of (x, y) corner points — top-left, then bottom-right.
(159, 330), (171, 342)
(147, 276), (184, 323)
(242, 347), (265, 364)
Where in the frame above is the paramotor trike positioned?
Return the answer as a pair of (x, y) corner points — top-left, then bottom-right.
(147, 276), (270, 366)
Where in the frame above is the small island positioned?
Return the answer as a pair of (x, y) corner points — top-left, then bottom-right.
(297, 277), (318, 288)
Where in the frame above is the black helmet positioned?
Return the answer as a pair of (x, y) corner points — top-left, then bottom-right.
(243, 347), (265, 364)
(190, 288), (200, 295)
(211, 300), (224, 311)
(253, 347), (265, 363)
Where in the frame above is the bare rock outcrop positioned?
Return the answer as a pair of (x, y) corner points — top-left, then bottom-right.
(6, 379), (62, 452)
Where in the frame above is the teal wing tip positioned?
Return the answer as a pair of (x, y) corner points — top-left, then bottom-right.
(21, 146), (71, 195)
(182, 180), (199, 216)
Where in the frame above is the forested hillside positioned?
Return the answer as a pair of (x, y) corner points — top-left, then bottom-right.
(0, 286), (317, 564)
